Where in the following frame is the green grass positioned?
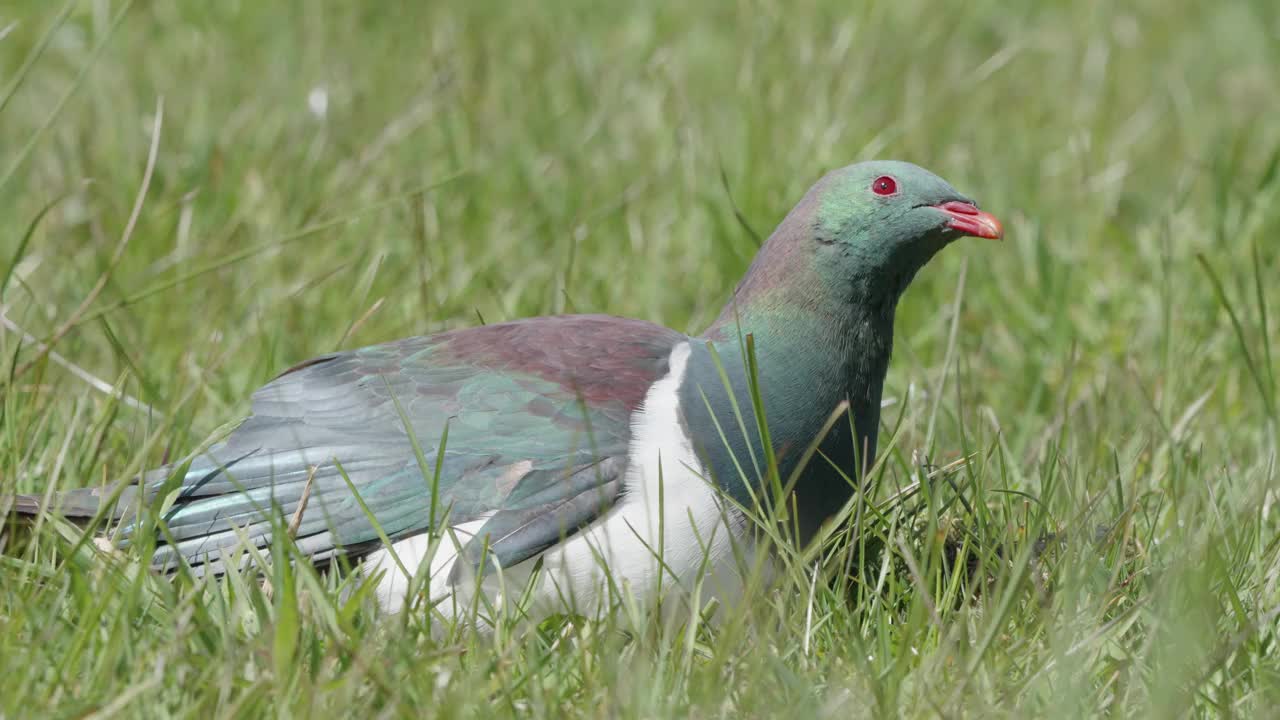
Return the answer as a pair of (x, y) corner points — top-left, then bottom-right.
(2, 0), (1279, 716)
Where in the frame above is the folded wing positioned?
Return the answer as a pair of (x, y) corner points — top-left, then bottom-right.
(112, 315), (684, 576)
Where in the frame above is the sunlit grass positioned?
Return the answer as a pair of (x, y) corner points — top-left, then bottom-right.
(2, 0), (1278, 716)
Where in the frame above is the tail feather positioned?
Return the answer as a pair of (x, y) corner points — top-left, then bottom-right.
(8, 494), (45, 515)
(5, 485), (135, 519)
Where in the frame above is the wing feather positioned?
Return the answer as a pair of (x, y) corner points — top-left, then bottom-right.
(115, 315), (682, 577)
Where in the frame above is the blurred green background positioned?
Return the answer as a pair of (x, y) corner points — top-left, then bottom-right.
(2, 1), (1277, 716)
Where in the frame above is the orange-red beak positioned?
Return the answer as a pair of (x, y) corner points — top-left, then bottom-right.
(934, 201), (1003, 240)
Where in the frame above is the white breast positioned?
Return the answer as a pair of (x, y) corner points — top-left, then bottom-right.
(362, 341), (762, 624)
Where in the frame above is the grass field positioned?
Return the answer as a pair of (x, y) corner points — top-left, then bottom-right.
(2, 0), (1279, 716)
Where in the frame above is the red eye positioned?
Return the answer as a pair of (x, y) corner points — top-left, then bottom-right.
(872, 176), (898, 196)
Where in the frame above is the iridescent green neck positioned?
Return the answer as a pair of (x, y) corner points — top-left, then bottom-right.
(697, 246), (898, 469)
(680, 160), (976, 539)
(680, 178), (919, 538)
(685, 243), (898, 541)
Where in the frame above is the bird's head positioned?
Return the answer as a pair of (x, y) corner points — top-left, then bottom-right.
(706, 159), (1004, 336)
(809, 160), (1002, 293)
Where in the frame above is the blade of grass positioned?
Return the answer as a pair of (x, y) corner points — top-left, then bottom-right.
(1197, 253), (1275, 419)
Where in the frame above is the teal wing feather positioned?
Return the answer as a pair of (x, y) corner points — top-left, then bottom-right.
(117, 315), (683, 576)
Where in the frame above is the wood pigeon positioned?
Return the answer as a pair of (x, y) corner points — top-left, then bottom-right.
(9, 160), (1002, 620)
